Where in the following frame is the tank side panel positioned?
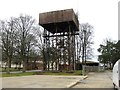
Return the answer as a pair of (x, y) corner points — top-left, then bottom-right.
(39, 9), (73, 24)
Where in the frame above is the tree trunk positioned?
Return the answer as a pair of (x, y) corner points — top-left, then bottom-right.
(18, 62), (21, 70)
(109, 62), (112, 69)
(22, 60), (26, 72)
(8, 59), (11, 68)
(55, 61), (58, 70)
(7, 57), (10, 74)
(47, 62), (50, 71)
(51, 62), (54, 71)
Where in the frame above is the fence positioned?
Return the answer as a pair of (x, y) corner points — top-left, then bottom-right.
(82, 65), (105, 75)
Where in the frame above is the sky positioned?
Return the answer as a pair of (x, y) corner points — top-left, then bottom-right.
(0, 0), (119, 61)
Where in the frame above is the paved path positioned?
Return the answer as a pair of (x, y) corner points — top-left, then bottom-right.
(2, 75), (86, 88)
(73, 70), (113, 88)
(2, 70), (42, 74)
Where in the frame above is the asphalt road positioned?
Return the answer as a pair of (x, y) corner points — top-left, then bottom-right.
(1, 70), (113, 89)
(73, 70), (113, 89)
(2, 75), (86, 88)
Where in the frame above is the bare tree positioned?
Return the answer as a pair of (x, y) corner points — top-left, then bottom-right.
(33, 26), (47, 70)
(13, 15), (36, 72)
(0, 18), (16, 73)
(80, 23), (94, 64)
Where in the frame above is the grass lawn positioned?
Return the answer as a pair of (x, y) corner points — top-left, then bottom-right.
(1, 70), (82, 77)
(35, 70), (82, 75)
(1, 72), (35, 77)
(1, 67), (21, 72)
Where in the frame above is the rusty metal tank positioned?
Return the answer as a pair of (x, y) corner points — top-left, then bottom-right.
(39, 9), (79, 33)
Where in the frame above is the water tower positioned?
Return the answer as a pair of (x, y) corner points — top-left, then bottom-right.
(39, 9), (79, 71)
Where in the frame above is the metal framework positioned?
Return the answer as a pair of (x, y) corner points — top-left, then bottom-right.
(39, 9), (80, 71)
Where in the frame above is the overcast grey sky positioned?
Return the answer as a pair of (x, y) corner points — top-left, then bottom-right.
(0, 0), (119, 61)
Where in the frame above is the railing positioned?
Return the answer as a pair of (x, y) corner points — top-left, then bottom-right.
(82, 65), (105, 75)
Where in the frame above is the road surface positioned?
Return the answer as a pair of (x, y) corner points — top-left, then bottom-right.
(73, 70), (113, 89)
(2, 75), (86, 88)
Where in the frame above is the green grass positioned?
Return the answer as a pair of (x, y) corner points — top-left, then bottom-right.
(73, 70), (82, 75)
(1, 70), (82, 77)
(1, 67), (21, 72)
(1, 72), (35, 77)
(34, 70), (82, 75)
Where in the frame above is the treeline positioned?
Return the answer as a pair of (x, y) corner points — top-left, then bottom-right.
(0, 14), (94, 73)
(1, 15), (43, 73)
(98, 39), (120, 69)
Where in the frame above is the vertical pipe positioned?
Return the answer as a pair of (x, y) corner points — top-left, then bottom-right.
(55, 26), (58, 70)
(51, 35), (54, 71)
(59, 32), (62, 71)
(43, 29), (47, 70)
(73, 31), (76, 70)
(68, 23), (71, 70)
(63, 31), (65, 70)
(47, 31), (50, 71)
